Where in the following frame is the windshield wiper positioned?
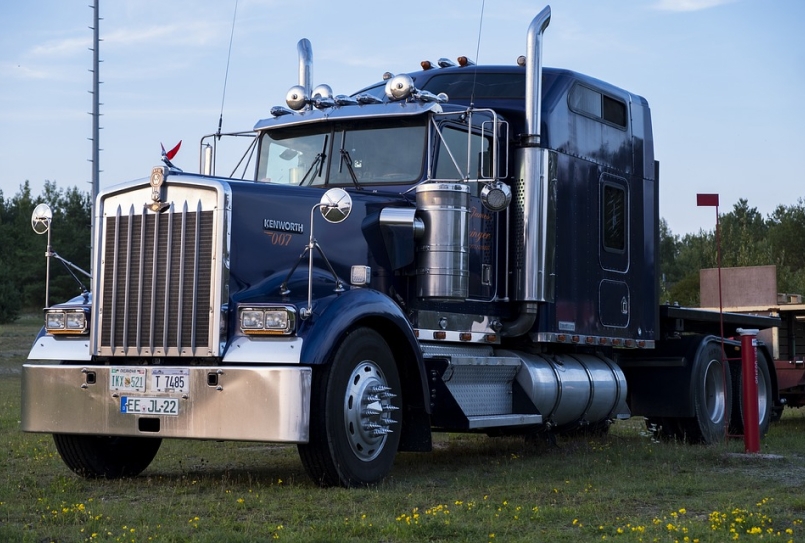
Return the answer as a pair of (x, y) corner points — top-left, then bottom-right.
(299, 135), (328, 185)
(339, 149), (363, 190)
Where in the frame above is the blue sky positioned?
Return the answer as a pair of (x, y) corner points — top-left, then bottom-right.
(1, 0), (802, 236)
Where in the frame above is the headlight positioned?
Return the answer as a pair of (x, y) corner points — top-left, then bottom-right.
(239, 306), (296, 335)
(45, 309), (88, 335)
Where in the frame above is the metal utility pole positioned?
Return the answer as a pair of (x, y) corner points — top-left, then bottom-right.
(89, 0), (101, 278)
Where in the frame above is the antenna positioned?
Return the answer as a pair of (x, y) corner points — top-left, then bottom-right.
(469, 0), (486, 108)
(217, 0), (239, 139)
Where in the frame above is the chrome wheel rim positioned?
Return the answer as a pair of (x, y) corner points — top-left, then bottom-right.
(343, 361), (397, 462)
(704, 358), (726, 424)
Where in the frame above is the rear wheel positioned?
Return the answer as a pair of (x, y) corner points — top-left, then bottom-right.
(679, 341), (732, 444)
(729, 349), (773, 438)
(298, 328), (402, 487)
(53, 434), (161, 478)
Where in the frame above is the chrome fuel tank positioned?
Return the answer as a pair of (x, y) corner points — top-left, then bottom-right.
(415, 183), (470, 300)
(502, 350), (630, 428)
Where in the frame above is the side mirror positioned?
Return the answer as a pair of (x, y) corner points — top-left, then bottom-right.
(31, 203), (53, 235)
(319, 188), (352, 223)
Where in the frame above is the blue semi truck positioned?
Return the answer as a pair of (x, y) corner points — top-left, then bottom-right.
(21, 6), (779, 487)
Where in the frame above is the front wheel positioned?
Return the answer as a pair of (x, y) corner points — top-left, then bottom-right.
(298, 328), (402, 487)
(53, 434), (162, 478)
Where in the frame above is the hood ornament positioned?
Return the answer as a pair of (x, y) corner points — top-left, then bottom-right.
(148, 166), (171, 213)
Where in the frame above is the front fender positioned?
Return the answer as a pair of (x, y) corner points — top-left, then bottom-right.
(301, 288), (418, 365)
(300, 288), (429, 413)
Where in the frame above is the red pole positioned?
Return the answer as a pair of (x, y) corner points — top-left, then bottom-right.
(698, 194), (728, 438)
(738, 328), (760, 453)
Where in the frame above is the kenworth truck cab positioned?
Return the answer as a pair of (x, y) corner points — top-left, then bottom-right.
(22, 6), (779, 487)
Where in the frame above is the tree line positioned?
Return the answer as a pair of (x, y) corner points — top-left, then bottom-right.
(0, 182), (92, 323)
(661, 198), (805, 307)
(1, 182), (804, 323)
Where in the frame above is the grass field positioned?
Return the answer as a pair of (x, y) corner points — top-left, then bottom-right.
(1, 318), (804, 542)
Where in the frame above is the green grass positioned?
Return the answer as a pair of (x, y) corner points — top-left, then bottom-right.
(1, 319), (804, 542)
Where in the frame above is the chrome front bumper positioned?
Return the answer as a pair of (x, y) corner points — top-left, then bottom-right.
(21, 364), (311, 443)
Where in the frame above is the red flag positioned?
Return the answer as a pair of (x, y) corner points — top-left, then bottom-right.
(164, 140), (182, 161)
(696, 193), (719, 207)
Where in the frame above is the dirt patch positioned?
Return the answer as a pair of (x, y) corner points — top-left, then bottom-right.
(714, 452), (805, 487)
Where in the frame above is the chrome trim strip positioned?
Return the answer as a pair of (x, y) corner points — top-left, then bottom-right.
(110, 206), (120, 351)
(162, 204), (174, 349)
(192, 200), (201, 351)
(532, 332), (655, 349)
(28, 336), (91, 361)
(416, 329), (498, 344)
(222, 336), (304, 364)
(467, 414), (542, 429)
(149, 203), (159, 353)
(137, 205), (146, 351)
(254, 101), (443, 131)
(123, 204), (133, 351)
(178, 201), (187, 349)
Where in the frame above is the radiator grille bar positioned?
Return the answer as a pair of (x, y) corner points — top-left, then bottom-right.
(99, 202), (214, 356)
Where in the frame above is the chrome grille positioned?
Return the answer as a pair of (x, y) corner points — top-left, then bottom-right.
(98, 200), (215, 357)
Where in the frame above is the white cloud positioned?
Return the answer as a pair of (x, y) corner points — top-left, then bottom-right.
(103, 20), (224, 49)
(31, 36), (90, 58)
(27, 20), (224, 62)
(0, 61), (50, 80)
(653, 0), (738, 12)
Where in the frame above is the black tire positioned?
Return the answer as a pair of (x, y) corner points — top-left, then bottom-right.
(53, 434), (161, 478)
(729, 349), (773, 438)
(298, 328), (402, 487)
(679, 341), (732, 444)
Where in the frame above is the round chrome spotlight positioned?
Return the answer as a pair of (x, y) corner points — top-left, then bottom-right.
(480, 182), (512, 212)
(285, 85), (308, 110)
(384, 74), (415, 101)
(311, 84), (333, 100)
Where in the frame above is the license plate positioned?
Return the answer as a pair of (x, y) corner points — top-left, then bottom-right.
(110, 368), (146, 392)
(150, 368), (190, 393)
(121, 396), (179, 416)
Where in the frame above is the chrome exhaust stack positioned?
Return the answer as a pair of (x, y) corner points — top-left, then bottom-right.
(297, 38), (313, 100)
(510, 5), (555, 315)
(524, 6), (551, 146)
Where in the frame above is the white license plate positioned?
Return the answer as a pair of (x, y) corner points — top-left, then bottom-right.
(120, 396), (179, 416)
(110, 368), (146, 392)
(150, 368), (190, 393)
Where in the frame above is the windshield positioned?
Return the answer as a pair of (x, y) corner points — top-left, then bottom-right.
(256, 119), (426, 186)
